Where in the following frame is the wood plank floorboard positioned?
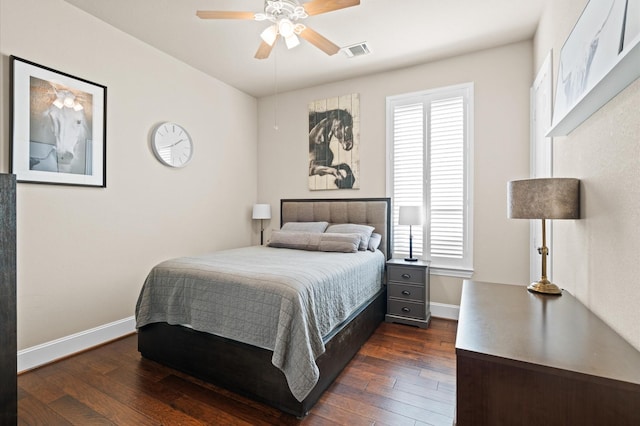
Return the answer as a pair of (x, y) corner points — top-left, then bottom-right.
(18, 318), (457, 425)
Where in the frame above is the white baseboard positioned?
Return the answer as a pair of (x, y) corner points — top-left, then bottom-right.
(18, 316), (136, 373)
(430, 302), (460, 321)
(16, 305), (456, 373)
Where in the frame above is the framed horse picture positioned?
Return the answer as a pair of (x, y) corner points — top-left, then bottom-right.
(309, 93), (360, 190)
(10, 56), (107, 187)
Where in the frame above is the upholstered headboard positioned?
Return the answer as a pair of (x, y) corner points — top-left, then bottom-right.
(280, 198), (392, 259)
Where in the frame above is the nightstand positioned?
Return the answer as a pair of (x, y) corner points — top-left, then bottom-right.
(385, 258), (430, 328)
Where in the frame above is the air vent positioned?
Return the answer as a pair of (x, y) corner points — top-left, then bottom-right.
(342, 42), (371, 58)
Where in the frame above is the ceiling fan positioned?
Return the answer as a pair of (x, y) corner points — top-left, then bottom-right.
(196, 0), (360, 59)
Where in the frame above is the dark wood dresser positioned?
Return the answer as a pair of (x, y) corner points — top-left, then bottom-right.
(455, 280), (640, 426)
(0, 174), (17, 425)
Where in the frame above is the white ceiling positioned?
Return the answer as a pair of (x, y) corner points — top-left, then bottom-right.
(62, 0), (546, 98)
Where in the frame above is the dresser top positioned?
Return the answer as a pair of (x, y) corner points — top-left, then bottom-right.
(456, 280), (640, 386)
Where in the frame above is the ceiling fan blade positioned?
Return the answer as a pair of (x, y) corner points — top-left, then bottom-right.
(303, 0), (360, 16)
(196, 11), (256, 20)
(255, 39), (277, 59)
(299, 27), (340, 56)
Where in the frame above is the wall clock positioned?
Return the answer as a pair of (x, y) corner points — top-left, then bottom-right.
(151, 122), (193, 168)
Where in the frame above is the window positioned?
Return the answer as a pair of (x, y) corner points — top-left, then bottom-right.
(386, 83), (473, 277)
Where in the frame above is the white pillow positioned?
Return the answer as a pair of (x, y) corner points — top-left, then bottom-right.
(280, 221), (329, 233)
(326, 223), (375, 251)
(368, 233), (382, 252)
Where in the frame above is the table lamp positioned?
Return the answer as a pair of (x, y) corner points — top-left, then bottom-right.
(507, 178), (580, 295)
(252, 204), (271, 245)
(399, 205), (422, 262)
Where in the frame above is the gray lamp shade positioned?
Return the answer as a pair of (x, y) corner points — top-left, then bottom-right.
(252, 204), (271, 220)
(507, 178), (580, 220)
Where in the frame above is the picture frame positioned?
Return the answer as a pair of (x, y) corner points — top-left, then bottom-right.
(10, 56), (107, 187)
(548, 0), (640, 136)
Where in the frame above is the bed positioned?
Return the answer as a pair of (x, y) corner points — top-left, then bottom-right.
(136, 197), (391, 417)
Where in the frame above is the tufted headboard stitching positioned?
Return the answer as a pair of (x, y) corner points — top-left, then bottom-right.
(280, 198), (392, 259)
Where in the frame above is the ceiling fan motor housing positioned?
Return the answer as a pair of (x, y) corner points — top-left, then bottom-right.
(259, 0), (308, 23)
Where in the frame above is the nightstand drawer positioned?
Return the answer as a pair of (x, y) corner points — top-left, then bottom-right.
(388, 282), (425, 302)
(387, 299), (426, 320)
(388, 266), (425, 285)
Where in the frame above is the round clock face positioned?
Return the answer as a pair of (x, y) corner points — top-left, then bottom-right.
(151, 122), (193, 168)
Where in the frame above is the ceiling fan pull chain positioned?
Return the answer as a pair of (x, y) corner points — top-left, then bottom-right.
(273, 47), (279, 131)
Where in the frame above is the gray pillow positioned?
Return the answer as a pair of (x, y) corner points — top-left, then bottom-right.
(317, 233), (361, 253)
(268, 231), (314, 250)
(280, 221), (329, 233)
(326, 223), (375, 251)
(268, 231), (359, 253)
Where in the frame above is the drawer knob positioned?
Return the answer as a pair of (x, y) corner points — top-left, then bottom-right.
(402, 290), (411, 296)
(402, 307), (411, 313)
(401, 273), (411, 279)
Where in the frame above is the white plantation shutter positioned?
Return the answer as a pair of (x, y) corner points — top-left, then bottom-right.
(387, 84), (473, 275)
(430, 97), (464, 259)
(392, 103), (424, 256)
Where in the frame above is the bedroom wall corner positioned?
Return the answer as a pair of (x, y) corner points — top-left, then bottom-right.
(1, 0), (258, 351)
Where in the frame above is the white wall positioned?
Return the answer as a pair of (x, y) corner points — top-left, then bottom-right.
(0, 0), (258, 349)
(534, 0), (640, 350)
(257, 41), (534, 307)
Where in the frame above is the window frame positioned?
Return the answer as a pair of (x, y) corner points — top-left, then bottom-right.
(386, 82), (474, 277)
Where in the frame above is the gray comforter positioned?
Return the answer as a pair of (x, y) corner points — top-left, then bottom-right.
(135, 245), (385, 401)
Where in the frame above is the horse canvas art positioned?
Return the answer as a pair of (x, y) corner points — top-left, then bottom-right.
(308, 93), (360, 190)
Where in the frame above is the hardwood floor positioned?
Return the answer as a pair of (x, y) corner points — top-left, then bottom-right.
(17, 319), (457, 425)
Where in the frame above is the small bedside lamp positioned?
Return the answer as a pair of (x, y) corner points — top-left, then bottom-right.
(507, 178), (580, 295)
(399, 205), (422, 262)
(252, 204), (271, 245)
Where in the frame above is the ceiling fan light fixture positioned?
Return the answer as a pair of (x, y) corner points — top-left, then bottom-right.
(278, 18), (295, 38)
(261, 25), (278, 46)
(284, 34), (300, 49)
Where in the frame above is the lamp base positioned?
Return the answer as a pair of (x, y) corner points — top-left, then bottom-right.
(527, 279), (562, 295)
(404, 257), (418, 262)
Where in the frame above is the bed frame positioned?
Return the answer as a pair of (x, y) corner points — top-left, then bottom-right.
(138, 197), (391, 417)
